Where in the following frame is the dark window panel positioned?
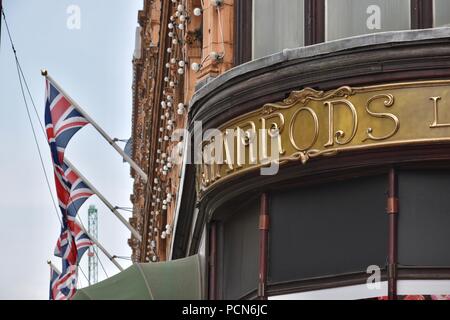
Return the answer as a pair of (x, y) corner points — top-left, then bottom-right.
(269, 175), (388, 283)
(399, 171), (450, 266)
(222, 200), (260, 299)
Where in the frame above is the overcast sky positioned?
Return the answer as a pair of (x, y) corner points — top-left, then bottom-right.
(0, 0), (143, 299)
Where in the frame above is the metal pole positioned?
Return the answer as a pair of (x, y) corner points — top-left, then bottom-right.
(76, 219), (124, 271)
(40, 69), (148, 184)
(65, 158), (142, 242)
(258, 193), (269, 300)
(387, 168), (399, 300)
(47, 260), (61, 274)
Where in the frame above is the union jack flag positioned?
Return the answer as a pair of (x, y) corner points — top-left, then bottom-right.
(63, 163), (95, 218)
(51, 222), (91, 300)
(55, 220), (94, 267)
(51, 264), (78, 300)
(45, 79), (89, 168)
(51, 160), (94, 220)
(49, 263), (61, 300)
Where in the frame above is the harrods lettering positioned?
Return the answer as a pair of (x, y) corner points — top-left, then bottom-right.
(198, 81), (450, 191)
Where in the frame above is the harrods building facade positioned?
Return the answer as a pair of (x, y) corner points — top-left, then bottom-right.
(128, 0), (450, 300)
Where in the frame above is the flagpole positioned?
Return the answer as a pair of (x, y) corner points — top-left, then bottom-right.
(76, 220), (124, 271)
(40, 69), (148, 184)
(64, 157), (142, 242)
(47, 260), (61, 274)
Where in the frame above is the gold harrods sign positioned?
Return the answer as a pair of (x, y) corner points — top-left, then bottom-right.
(197, 80), (450, 192)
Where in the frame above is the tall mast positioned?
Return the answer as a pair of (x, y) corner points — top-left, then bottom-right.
(88, 205), (99, 285)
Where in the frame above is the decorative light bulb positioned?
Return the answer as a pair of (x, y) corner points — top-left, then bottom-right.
(193, 8), (202, 16)
(210, 51), (220, 61)
(191, 62), (201, 72)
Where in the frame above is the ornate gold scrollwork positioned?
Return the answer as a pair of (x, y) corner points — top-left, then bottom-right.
(262, 86), (354, 114)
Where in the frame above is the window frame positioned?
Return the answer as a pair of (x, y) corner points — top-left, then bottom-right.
(234, 0), (434, 66)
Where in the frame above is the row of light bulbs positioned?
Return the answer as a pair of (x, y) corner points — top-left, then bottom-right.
(145, 0), (225, 262)
(146, 0), (193, 262)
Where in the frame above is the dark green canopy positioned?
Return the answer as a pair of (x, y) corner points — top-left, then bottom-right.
(73, 255), (202, 300)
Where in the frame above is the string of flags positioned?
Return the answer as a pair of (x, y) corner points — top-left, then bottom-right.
(43, 70), (146, 300)
(45, 76), (94, 300)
